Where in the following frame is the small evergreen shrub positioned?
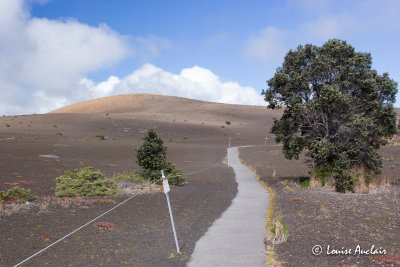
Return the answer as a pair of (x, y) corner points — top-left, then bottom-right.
(225, 121), (231, 125)
(136, 128), (185, 185)
(55, 166), (120, 197)
(0, 186), (37, 203)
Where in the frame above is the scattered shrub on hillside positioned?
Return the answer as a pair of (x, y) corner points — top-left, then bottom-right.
(95, 134), (105, 140)
(0, 186), (37, 203)
(225, 120), (231, 125)
(56, 132), (64, 136)
(6, 123), (10, 127)
(182, 136), (188, 140)
(221, 125), (225, 128)
(54, 144), (69, 147)
(299, 176), (310, 189)
(55, 166), (120, 197)
(136, 128), (185, 185)
(52, 124), (58, 128)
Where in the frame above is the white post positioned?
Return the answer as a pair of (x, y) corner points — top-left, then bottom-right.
(161, 170), (180, 254)
(265, 136), (268, 146)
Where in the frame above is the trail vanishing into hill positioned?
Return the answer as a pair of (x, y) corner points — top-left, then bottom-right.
(188, 147), (269, 266)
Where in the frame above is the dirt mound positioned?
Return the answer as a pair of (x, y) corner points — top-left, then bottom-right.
(50, 93), (258, 114)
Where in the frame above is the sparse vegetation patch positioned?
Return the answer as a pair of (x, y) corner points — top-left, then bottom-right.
(0, 186), (37, 203)
(95, 134), (105, 140)
(299, 176), (310, 189)
(55, 166), (121, 197)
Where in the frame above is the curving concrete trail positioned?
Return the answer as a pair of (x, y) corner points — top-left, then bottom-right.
(188, 147), (269, 267)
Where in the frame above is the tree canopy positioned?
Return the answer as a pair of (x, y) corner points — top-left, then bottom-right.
(263, 39), (398, 192)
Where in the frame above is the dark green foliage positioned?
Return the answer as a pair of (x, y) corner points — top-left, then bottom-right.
(299, 176), (310, 189)
(0, 186), (37, 203)
(95, 134), (105, 140)
(225, 121), (231, 125)
(136, 128), (185, 185)
(263, 39), (398, 192)
(164, 161), (185, 186)
(55, 166), (120, 197)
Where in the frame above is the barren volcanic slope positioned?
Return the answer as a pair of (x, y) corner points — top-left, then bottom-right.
(0, 94), (276, 266)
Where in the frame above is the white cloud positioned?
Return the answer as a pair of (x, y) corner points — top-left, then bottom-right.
(0, 0), (129, 115)
(0, 0), (261, 115)
(82, 64), (265, 106)
(244, 26), (288, 64)
(244, 0), (400, 64)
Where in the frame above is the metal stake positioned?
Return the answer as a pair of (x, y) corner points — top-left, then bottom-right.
(161, 170), (180, 253)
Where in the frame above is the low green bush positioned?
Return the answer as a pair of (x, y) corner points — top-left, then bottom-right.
(112, 171), (145, 184)
(55, 166), (120, 197)
(0, 186), (37, 203)
(164, 162), (185, 186)
(140, 162), (185, 186)
(299, 176), (310, 189)
(95, 134), (105, 140)
(225, 121), (231, 125)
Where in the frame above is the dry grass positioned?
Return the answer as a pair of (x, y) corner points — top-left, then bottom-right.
(238, 155), (284, 266)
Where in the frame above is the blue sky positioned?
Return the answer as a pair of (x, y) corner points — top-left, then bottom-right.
(1, 0), (399, 115)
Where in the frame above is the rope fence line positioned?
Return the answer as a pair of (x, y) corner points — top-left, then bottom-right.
(13, 190), (143, 267)
(13, 163), (224, 267)
(13, 136), (273, 266)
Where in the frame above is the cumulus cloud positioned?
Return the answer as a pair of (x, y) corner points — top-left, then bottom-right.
(244, 0), (400, 64)
(244, 26), (289, 65)
(0, 0), (129, 115)
(1, 0), (256, 115)
(81, 64), (265, 106)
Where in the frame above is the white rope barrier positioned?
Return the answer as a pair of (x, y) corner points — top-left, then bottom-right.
(13, 136), (270, 266)
(13, 162), (224, 267)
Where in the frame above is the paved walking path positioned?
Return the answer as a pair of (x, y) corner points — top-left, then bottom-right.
(188, 146), (269, 267)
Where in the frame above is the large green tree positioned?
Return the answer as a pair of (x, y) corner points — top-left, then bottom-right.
(263, 39), (398, 192)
